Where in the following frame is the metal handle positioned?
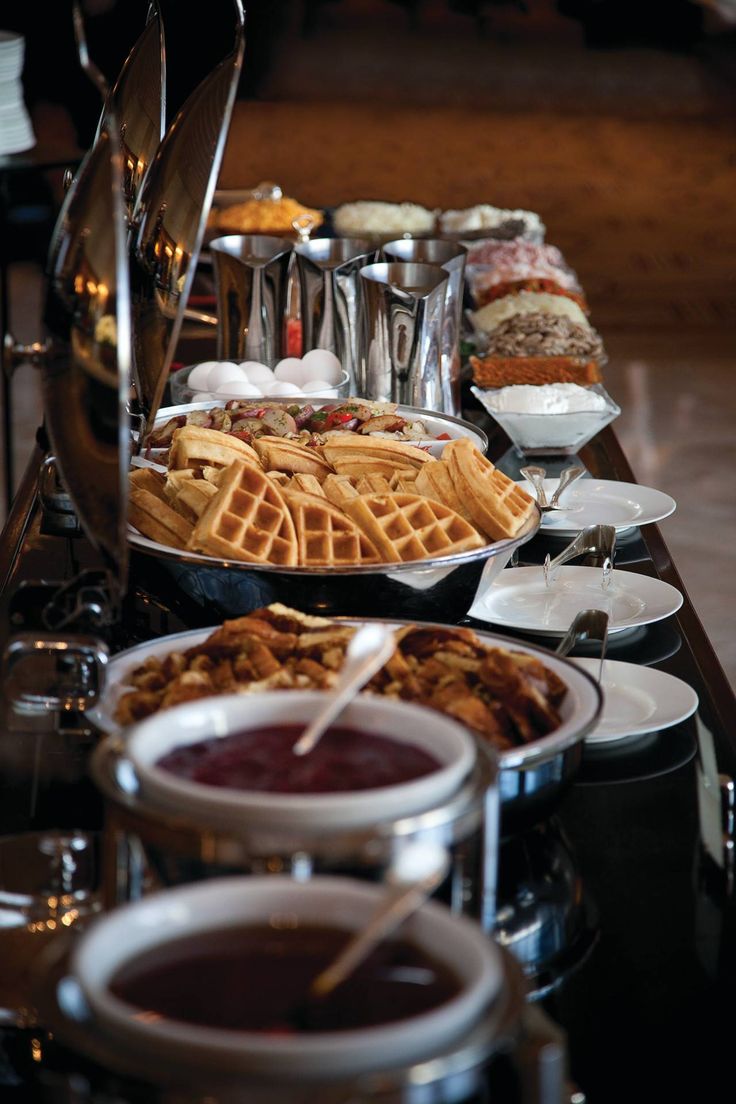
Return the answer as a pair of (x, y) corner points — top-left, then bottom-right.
(556, 609), (609, 681)
(520, 465), (549, 508)
(544, 524), (616, 586)
(721, 773), (735, 896)
(2, 634), (109, 712)
(182, 307), (218, 327)
(548, 466), (584, 508)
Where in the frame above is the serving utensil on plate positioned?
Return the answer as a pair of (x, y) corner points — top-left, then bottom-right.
(556, 608), (609, 683)
(543, 524), (616, 588)
(292, 623), (395, 756)
(520, 465), (584, 512)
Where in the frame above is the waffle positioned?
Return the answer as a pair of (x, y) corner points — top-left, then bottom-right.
(253, 436), (333, 480)
(189, 461), (298, 565)
(129, 486), (194, 549)
(470, 354), (602, 388)
(130, 466), (167, 499)
(322, 474), (360, 509)
(322, 438), (431, 470)
(286, 473), (326, 498)
(174, 478), (220, 521)
(170, 426), (261, 472)
(388, 468), (419, 493)
(284, 491), (381, 566)
(328, 456), (416, 480)
(354, 474), (393, 495)
(344, 493), (484, 563)
(415, 461), (476, 525)
(444, 438), (536, 541)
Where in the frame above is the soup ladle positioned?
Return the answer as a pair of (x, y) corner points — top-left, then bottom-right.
(292, 622), (396, 757)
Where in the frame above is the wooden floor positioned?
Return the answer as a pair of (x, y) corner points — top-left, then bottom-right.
(5, 0), (736, 683)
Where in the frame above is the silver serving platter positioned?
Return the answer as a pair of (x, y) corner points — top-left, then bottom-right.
(129, 398), (521, 578)
(90, 619), (602, 773)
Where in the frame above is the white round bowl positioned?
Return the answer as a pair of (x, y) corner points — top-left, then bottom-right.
(70, 875), (503, 1078)
(125, 691), (477, 831)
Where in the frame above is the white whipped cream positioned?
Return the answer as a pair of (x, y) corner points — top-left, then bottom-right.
(484, 384), (608, 414)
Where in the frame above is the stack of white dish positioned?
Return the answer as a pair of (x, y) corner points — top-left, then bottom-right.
(0, 32), (35, 156)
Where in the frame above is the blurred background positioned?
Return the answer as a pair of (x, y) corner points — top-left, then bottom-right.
(2, 0), (735, 681)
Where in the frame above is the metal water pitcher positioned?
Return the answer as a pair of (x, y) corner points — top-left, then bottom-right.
(294, 238), (377, 389)
(358, 262), (449, 410)
(382, 239), (467, 416)
(209, 234), (293, 364)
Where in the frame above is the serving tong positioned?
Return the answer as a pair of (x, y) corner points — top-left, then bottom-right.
(556, 608), (610, 683)
(543, 524), (616, 589)
(521, 465), (584, 512)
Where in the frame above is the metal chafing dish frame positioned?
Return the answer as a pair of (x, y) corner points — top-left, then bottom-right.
(32, 935), (539, 1104)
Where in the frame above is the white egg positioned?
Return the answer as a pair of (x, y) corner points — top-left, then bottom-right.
(207, 362), (246, 389)
(239, 361), (274, 383)
(190, 391), (216, 401)
(274, 358), (307, 386)
(187, 361), (220, 389)
(301, 379), (335, 394)
(300, 348), (343, 384)
(263, 380), (304, 396)
(215, 379), (262, 397)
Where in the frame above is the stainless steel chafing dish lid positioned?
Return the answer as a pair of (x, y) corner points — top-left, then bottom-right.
(43, 105), (132, 589)
(95, 1), (165, 215)
(129, 0), (245, 437)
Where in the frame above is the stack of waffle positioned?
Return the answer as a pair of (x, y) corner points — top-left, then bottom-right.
(128, 429), (536, 568)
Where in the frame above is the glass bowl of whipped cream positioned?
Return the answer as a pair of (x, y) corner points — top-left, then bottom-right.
(470, 382), (621, 456)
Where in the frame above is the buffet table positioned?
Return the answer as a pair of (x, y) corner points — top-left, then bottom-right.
(0, 407), (733, 1103)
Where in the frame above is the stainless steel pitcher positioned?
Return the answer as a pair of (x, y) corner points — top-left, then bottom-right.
(382, 239), (467, 415)
(209, 234), (293, 364)
(358, 262), (449, 410)
(294, 238), (377, 389)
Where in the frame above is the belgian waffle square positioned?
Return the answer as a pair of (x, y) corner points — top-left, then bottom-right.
(285, 491), (381, 566)
(443, 439), (536, 541)
(344, 493), (484, 563)
(189, 461), (298, 565)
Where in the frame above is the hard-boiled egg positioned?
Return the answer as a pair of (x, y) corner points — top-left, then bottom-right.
(263, 380), (304, 397)
(187, 361), (220, 390)
(239, 361), (274, 383)
(207, 362), (246, 389)
(301, 379), (336, 394)
(301, 348), (343, 384)
(215, 379), (263, 397)
(274, 358), (307, 386)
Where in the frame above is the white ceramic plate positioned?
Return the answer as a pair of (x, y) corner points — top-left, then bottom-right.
(516, 478), (676, 537)
(572, 658), (698, 743)
(470, 565), (683, 636)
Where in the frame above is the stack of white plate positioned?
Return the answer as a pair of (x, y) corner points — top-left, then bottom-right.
(0, 31), (35, 156)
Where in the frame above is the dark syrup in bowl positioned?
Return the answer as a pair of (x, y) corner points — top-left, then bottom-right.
(156, 724), (441, 795)
(109, 922), (462, 1034)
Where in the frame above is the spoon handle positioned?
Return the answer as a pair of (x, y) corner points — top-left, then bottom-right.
(548, 465), (584, 508)
(292, 627), (395, 757)
(310, 868), (444, 999)
(520, 465), (549, 508)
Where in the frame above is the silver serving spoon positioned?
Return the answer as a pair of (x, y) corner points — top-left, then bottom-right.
(292, 623), (395, 757)
(309, 842), (450, 1001)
